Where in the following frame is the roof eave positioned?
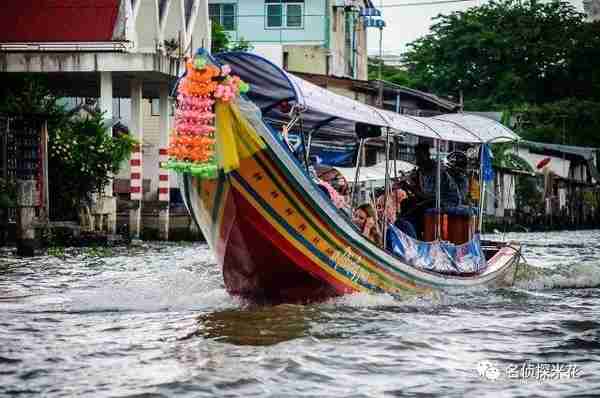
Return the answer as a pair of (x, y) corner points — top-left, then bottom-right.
(0, 41), (132, 52)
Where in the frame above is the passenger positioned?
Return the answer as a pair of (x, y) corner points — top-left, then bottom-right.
(376, 188), (407, 225)
(317, 179), (347, 210)
(412, 143), (461, 208)
(376, 189), (417, 240)
(447, 152), (469, 205)
(353, 203), (382, 245)
(413, 142), (436, 203)
(395, 217), (418, 240)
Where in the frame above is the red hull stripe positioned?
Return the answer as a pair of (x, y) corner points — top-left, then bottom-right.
(130, 186), (141, 193)
(229, 184), (354, 295)
(252, 149), (428, 289)
(130, 159), (141, 166)
(130, 173), (141, 179)
(159, 174), (169, 181)
(230, 172), (367, 292)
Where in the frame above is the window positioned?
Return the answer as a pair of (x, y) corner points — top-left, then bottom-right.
(265, 2), (304, 29)
(286, 4), (302, 27)
(266, 4), (283, 28)
(151, 99), (174, 117)
(209, 3), (237, 31)
(151, 99), (160, 116)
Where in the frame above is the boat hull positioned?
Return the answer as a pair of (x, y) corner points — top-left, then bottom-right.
(179, 110), (521, 302)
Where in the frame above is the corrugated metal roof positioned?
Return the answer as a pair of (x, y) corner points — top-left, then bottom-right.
(522, 140), (599, 161)
(0, 0), (120, 42)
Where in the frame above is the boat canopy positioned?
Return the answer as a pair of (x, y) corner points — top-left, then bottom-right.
(334, 160), (416, 184)
(215, 52), (519, 144)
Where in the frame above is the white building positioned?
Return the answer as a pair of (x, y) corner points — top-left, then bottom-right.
(0, 0), (211, 240)
(208, 0), (380, 80)
(584, 0), (600, 21)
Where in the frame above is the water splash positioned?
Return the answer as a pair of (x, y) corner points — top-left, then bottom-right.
(516, 261), (600, 290)
(36, 243), (243, 313)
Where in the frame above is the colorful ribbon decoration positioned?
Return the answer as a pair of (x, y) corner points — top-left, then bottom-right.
(167, 53), (250, 178)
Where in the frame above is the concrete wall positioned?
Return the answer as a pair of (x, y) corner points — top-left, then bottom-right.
(284, 45), (328, 75)
(253, 44), (284, 67)
(136, 0), (160, 53)
(328, 4), (367, 79)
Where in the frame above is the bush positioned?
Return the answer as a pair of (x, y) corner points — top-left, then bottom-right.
(49, 112), (137, 218)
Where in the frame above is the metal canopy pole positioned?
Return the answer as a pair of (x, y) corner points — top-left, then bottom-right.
(297, 114), (311, 174)
(383, 127), (391, 243)
(478, 144), (486, 232)
(351, 139), (365, 209)
(378, 26), (384, 107)
(400, 115), (445, 241)
(436, 139), (442, 240)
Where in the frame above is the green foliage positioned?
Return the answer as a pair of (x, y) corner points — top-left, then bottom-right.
(47, 246), (66, 258)
(49, 112), (137, 216)
(515, 175), (543, 211)
(211, 22), (254, 54)
(231, 37), (254, 52)
(403, 0), (593, 105)
(0, 75), (63, 116)
(0, 178), (16, 209)
(401, 0), (600, 147)
(211, 22), (230, 54)
(515, 99), (600, 147)
(367, 57), (416, 87)
(84, 246), (113, 257)
(0, 76), (136, 219)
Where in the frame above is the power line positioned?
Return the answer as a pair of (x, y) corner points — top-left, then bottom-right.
(380, 0), (477, 8)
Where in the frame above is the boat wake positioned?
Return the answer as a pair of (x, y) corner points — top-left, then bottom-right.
(515, 260), (600, 290)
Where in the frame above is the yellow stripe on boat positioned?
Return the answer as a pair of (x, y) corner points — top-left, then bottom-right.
(229, 175), (366, 293)
(215, 101), (266, 173)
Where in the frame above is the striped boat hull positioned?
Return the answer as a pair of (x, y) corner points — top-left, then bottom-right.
(179, 102), (520, 303)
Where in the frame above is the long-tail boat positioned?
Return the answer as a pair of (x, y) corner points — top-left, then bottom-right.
(168, 51), (522, 303)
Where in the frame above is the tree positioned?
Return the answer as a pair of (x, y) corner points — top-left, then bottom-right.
(515, 99), (600, 147)
(211, 23), (254, 54)
(403, 0), (590, 107)
(48, 112), (137, 220)
(367, 57), (416, 87)
(0, 76), (136, 220)
(211, 22), (230, 54)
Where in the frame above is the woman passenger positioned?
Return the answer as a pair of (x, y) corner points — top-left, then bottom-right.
(352, 203), (382, 246)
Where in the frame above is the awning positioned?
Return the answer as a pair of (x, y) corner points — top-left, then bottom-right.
(335, 160), (416, 184)
(433, 113), (519, 143)
(214, 52), (520, 144)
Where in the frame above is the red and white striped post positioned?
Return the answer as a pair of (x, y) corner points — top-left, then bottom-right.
(158, 147), (170, 240)
(130, 144), (143, 201)
(158, 148), (169, 201)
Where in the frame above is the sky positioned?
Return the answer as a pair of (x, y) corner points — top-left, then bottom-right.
(366, 0), (585, 55)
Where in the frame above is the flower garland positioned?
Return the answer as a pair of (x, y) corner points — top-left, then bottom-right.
(166, 53), (249, 178)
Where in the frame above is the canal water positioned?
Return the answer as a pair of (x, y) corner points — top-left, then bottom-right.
(1, 230), (600, 397)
